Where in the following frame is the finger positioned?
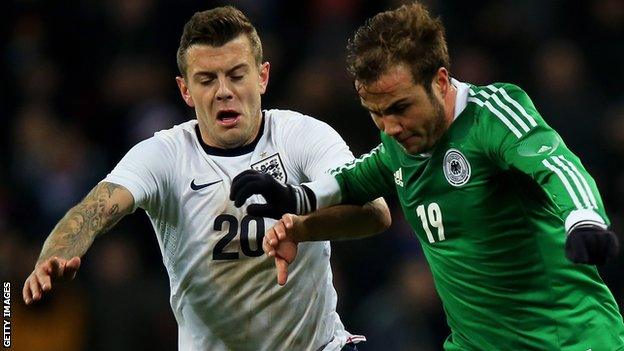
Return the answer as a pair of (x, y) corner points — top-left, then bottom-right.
(585, 233), (598, 263)
(276, 242), (298, 264)
(275, 256), (289, 286)
(566, 233), (588, 263)
(595, 233), (609, 265)
(247, 204), (279, 219)
(263, 229), (277, 255)
(47, 257), (64, 278)
(23, 277), (33, 304)
(273, 220), (287, 241)
(230, 172), (264, 202)
(281, 214), (294, 229)
(232, 180), (269, 207)
(29, 277), (42, 302)
(231, 169), (262, 186)
(263, 240), (275, 256)
(64, 257), (81, 280)
(607, 232), (620, 262)
(266, 227), (279, 247)
(34, 266), (52, 292)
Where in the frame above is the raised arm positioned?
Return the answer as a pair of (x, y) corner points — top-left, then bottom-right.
(23, 181), (134, 304)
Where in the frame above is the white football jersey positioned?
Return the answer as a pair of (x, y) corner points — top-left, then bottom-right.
(104, 109), (364, 351)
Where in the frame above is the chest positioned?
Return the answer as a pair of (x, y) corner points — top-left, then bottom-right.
(392, 139), (502, 246)
(179, 145), (296, 209)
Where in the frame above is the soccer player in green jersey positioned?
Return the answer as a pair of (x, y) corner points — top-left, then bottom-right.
(230, 2), (624, 350)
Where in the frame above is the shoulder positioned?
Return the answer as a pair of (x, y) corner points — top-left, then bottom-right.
(466, 82), (539, 139)
(122, 120), (197, 163)
(265, 109), (343, 144)
(466, 82), (530, 110)
(153, 119), (198, 143)
(265, 108), (332, 131)
(143, 119), (198, 151)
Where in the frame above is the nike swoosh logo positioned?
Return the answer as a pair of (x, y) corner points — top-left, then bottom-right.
(190, 179), (222, 190)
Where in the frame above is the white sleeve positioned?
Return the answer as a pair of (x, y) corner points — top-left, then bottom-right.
(284, 116), (354, 181)
(103, 135), (174, 212)
(303, 174), (343, 209)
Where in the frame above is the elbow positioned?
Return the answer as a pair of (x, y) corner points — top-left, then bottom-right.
(367, 198), (391, 233)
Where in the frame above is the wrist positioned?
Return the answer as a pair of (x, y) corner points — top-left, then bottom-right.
(565, 209), (607, 234)
(289, 185), (314, 215)
(291, 214), (309, 243)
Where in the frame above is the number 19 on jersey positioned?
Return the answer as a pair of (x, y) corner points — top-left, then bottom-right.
(416, 202), (445, 243)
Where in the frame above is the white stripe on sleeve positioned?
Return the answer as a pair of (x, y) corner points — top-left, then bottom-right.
(542, 159), (583, 209)
(551, 156), (592, 208)
(557, 155), (598, 208)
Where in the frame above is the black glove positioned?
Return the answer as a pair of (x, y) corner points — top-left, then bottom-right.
(565, 226), (619, 265)
(229, 170), (315, 219)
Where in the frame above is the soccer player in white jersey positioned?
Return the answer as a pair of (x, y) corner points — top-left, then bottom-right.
(22, 6), (390, 350)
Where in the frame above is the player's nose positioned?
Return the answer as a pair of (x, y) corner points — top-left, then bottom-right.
(383, 116), (403, 137)
(216, 79), (234, 101)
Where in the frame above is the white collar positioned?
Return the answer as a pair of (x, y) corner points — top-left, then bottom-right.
(451, 78), (469, 121)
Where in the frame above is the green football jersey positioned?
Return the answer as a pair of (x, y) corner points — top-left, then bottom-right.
(329, 82), (624, 350)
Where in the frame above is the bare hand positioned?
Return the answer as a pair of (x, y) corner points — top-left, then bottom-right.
(23, 256), (81, 305)
(263, 214), (299, 285)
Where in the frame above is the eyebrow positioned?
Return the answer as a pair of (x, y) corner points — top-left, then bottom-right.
(363, 98), (410, 115)
(193, 63), (249, 78)
(227, 63), (249, 74)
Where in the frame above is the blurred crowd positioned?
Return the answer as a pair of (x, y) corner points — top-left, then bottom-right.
(1, 0), (624, 350)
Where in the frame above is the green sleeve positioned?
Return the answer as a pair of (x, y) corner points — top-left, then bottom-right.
(330, 143), (396, 205)
(472, 83), (609, 230)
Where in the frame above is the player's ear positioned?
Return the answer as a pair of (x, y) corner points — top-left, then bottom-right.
(176, 76), (195, 107)
(432, 67), (450, 97)
(258, 62), (270, 95)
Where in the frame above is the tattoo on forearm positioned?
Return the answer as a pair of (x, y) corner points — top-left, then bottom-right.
(37, 182), (128, 264)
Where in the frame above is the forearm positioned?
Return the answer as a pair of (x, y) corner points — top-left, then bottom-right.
(295, 198), (390, 242)
(503, 133), (608, 229)
(36, 182), (131, 265)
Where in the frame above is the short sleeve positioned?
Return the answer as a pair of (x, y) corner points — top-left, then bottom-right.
(103, 135), (174, 212)
(281, 113), (354, 181)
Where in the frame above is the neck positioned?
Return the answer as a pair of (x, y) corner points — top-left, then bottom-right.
(443, 83), (457, 126)
(197, 111), (264, 149)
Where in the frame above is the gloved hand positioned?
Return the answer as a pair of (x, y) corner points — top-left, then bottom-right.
(565, 226), (619, 265)
(230, 170), (313, 219)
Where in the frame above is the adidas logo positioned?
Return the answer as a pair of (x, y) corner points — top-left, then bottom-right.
(394, 168), (404, 187)
(538, 145), (552, 154)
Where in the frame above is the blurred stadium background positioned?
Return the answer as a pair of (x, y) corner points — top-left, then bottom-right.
(2, 0), (624, 350)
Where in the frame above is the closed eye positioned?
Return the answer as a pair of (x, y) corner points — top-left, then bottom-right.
(385, 103), (409, 116)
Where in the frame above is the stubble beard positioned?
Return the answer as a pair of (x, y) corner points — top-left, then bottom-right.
(417, 98), (448, 154)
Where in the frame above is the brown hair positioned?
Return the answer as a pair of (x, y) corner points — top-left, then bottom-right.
(176, 6), (262, 77)
(346, 2), (450, 92)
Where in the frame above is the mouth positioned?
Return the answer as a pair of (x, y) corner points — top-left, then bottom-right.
(397, 135), (423, 149)
(216, 110), (241, 127)
(398, 135), (417, 144)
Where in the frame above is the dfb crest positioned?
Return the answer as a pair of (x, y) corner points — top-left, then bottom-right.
(251, 153), (287, 183)
(443, 148), (471, 187)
